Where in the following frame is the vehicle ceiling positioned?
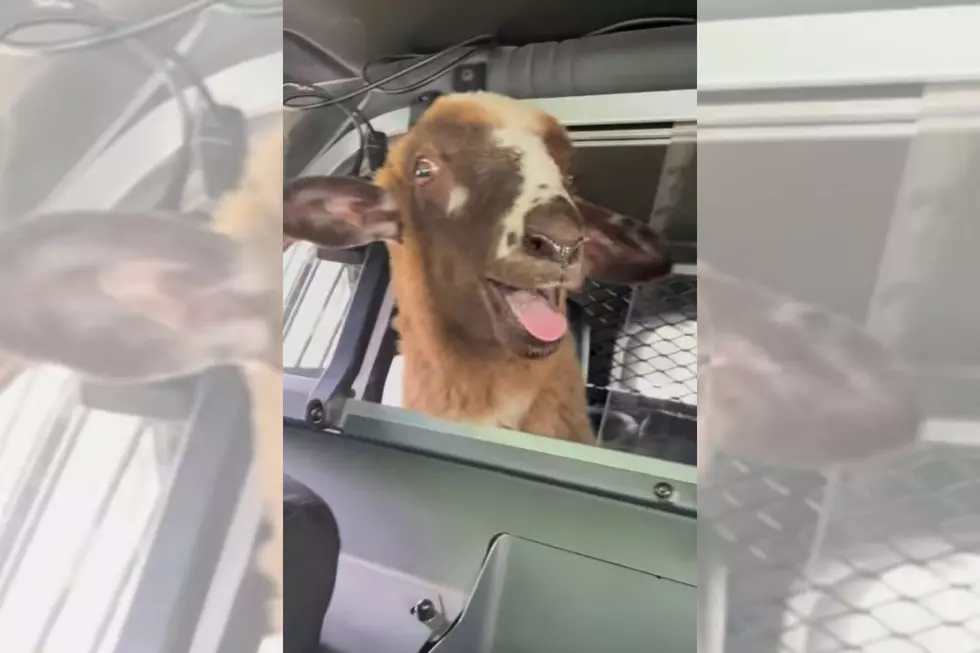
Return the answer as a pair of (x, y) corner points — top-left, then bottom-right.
(284, 0), (695, 78)
(285, 0), (962, 76)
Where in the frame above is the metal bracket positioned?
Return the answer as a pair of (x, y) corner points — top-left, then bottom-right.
(305, 242), (391, 431)
(113, 367), (255, 653)
(315, 246), (366, 265)
(79, 376), (198, 420)
(411, 597), (450, 635)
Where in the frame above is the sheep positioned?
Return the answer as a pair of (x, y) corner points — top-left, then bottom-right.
(284, 92), (674, 444)
(0, 118), (286, 631)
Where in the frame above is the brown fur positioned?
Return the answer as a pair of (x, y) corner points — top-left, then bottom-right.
(391, 239), (594, 443)
(376, 97), (595, 443)
(212, 117), (285, 631)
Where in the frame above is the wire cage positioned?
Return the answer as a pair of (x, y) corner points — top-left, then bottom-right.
(703, 443), (980, 653)
(571, 274), (697, 465)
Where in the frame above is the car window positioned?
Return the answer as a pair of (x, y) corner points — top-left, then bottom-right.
(0, 370), (184, 653)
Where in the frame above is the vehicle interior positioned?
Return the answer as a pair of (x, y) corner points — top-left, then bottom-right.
(0, 2), (977, 653)
(284, 3), (980, 653)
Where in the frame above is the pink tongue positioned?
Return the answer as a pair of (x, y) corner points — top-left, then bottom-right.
(504, 290), (567, 342)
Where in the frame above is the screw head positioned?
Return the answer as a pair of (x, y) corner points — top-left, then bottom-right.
(653, 482), (675, 500)
(411, 598), (437, 623)
(306, 400), (325, 425)
(460, 68), (475, 82)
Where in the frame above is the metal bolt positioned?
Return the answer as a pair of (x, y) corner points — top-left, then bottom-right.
(306, 400), (325, 426)
(653, 482), (675, 500)
(460, 68), (475, 82)
(411, 598), (437, 623)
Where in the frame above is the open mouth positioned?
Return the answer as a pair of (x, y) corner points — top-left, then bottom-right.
(486, 280), (568, 350)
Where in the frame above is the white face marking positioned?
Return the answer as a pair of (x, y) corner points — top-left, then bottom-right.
(447, 185), (469, 214)
(490, 127), (570, 259)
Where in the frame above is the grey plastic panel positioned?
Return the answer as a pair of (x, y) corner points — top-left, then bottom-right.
(485, 26), (695, 98)
(283, 424), (696, 653)
(430, 534), (695, 653)
(284, 0), (693, 65)
(699, 135), (911, 320)
(700, 0), (964, 21)
(300, 28), (696, 129)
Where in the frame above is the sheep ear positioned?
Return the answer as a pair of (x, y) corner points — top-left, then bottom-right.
(284, 176), (402, 249)
(0, 211), (273, 382)
(575, 198), (673, 285)
(699, 262), (920, 469)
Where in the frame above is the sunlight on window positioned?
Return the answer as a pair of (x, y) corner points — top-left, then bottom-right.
(785, 548), (980, 653)
(283, 242), (358, 369)
(0, 370), (73, 517)
(612, 315), (698, 406)
(0, 368), (181, 652)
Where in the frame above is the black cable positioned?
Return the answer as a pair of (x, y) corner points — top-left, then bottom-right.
(283, 81), (370, 176)
(359, 41), (488, 96)
(280, 16), (693, 169)
(586, 16), (695, 37)
(287, 15), (690, 109)
(282, 33), (494, 109)
(1, 3), (252, 208)
(0, 0), (281, 55)
(1, 5), (201, 209)
(286, 14), (691, 108)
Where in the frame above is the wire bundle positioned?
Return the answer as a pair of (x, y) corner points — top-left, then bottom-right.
(0, 0), (281, 55)
(281, 15), (694, 175)
(282, 33), (494, 110)
(0, 0), (281, 209)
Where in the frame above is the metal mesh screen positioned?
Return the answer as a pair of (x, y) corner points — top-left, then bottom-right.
(703, 445), (980, 653)
(571, 273), (697, 463)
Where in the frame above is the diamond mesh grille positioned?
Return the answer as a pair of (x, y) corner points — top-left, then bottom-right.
(703, 445), (980, 653)
(571, 273), (697, 462)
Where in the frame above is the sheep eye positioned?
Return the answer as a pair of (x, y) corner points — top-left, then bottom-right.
(414, 158), (438, 184)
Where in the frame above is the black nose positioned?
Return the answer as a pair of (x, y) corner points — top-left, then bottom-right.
(522, 200), (584, 264)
